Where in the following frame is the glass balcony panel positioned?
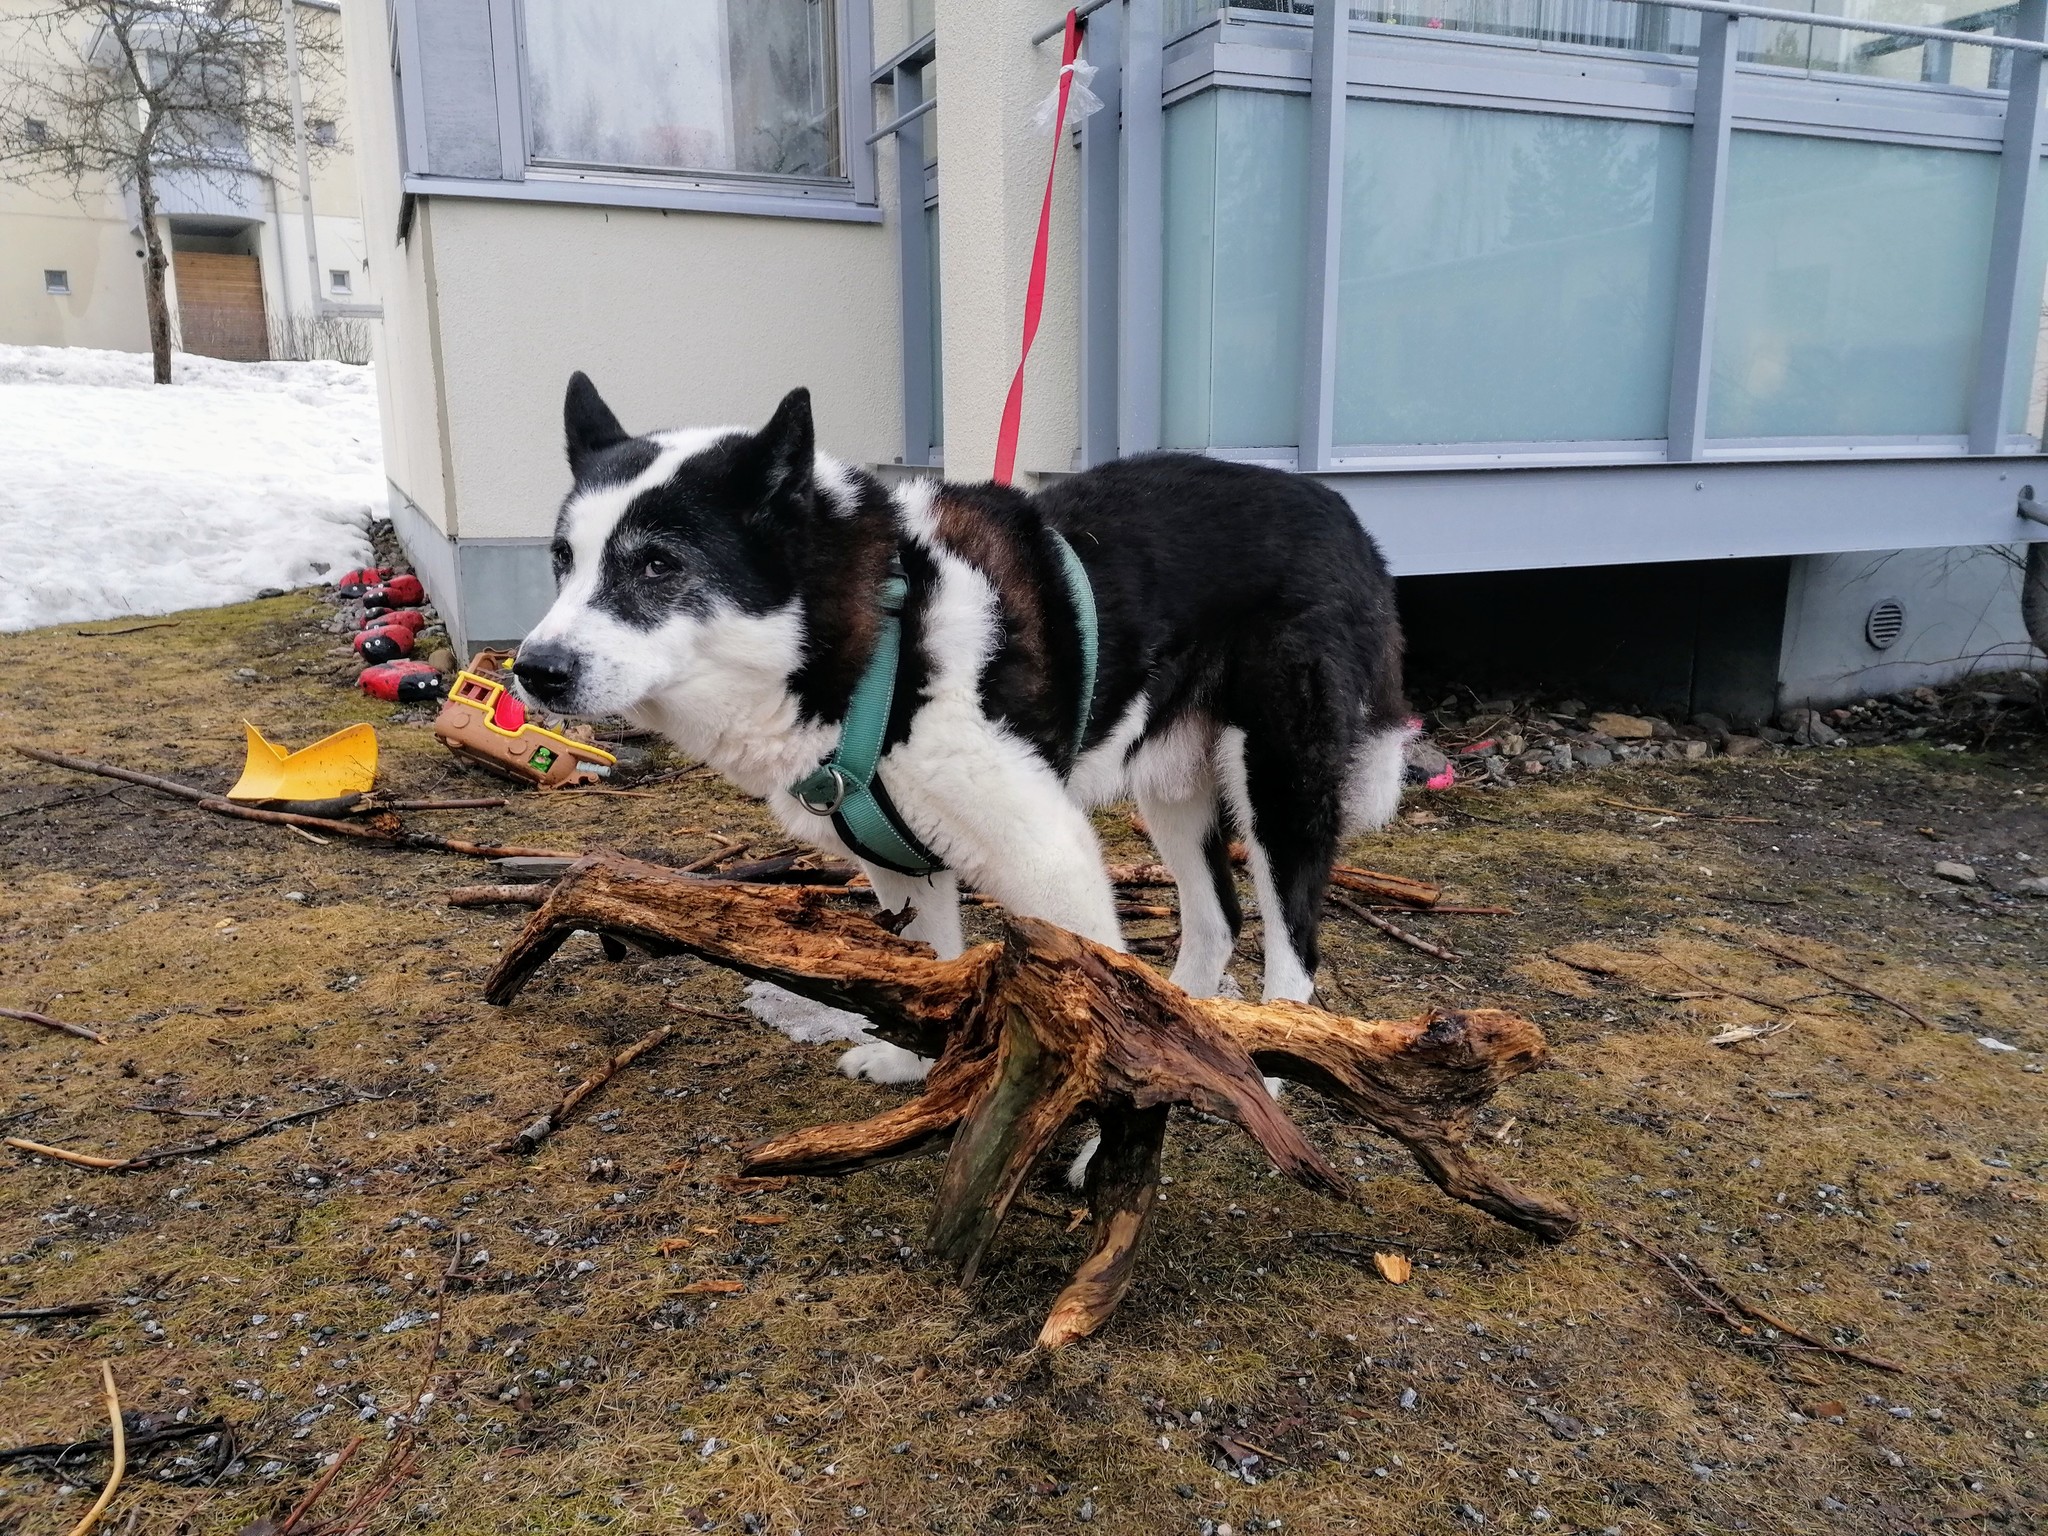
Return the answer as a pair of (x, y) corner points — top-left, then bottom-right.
(2006, 160), (2048, 436)
(1221, 0), (2016, 86)
(1347, 0), (1700, 57)
(1708, 131), (1999, 438)
(1162, 90), (1311, 449)
(1784, 3), (2013, 86)
(1170, 0), (1230, 36)
(1333, 100), (1690, 444)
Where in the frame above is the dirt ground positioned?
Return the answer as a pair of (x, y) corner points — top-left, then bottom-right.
(2, 593), (2044, 1536)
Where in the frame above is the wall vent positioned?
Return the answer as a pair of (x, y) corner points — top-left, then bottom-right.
(1865, 597), (1906, 651)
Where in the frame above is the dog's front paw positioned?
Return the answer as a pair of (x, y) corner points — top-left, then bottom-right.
(836, 1039), (933, 1085)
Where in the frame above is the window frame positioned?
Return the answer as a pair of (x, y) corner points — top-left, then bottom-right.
(43, 269), (70, 295)
(329, 267), (353, 294)
(391, 0), (878, 224)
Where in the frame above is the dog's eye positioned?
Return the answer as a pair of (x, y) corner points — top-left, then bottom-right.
(642, 555), (676, 581)
(549, 539), (571, 576)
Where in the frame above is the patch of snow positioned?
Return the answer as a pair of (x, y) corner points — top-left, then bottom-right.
(0, 343), (383, 631)
(1976, 1036), (2019, 1052)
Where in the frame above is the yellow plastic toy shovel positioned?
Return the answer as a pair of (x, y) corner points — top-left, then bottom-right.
(227, 723), (379, 804)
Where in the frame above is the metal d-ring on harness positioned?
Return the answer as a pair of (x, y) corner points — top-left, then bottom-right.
(788, 534), (1098, 879)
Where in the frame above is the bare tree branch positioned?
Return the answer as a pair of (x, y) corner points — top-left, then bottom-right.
(0, 0), (345, 382)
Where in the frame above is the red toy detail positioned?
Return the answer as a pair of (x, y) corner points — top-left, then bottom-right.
(359, 660), (445, 703)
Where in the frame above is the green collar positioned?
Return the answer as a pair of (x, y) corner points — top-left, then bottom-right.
(789, 534), (1098, 879)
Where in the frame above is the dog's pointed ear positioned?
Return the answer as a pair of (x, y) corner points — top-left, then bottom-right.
(564, 372), (629, 477)
(755, 387), (815, 506)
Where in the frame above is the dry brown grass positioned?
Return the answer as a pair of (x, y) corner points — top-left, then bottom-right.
(2, 594), (2044, 1535)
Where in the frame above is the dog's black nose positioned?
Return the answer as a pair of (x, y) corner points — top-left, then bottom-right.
(513, 643), (577, 705)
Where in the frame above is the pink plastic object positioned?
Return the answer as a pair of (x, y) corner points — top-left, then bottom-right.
(491, 691), (527, 732)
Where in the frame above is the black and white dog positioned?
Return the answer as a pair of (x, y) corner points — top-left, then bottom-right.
(515, 375), (1410, 1084)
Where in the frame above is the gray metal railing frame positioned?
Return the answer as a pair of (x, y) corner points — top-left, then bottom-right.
(1035, 0), (2048, 469)
(873, 31), (940, 466)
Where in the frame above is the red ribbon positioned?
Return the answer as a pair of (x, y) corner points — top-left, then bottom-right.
(991, 8), (1081, 487)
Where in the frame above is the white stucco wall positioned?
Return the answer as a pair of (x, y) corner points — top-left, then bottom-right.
(421, 196), (903, 541)
(342, 0), (450, 531)
(930, 0), (1083, 482)
(345, 0), (910, 546)
(1779, 546), (2046, 707)
(0, 200), (149, 349)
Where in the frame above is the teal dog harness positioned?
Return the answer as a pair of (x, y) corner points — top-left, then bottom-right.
(789, 533), (1098, 879)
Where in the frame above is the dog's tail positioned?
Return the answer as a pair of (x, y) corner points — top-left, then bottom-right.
(1341, 717), (1419, 834)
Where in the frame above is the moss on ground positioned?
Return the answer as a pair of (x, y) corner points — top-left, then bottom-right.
(1, 594), (2043, 1534)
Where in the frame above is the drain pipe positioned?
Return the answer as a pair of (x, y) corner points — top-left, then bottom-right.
(281, 0), (323, 319)
(2019, 488), (2048, 658)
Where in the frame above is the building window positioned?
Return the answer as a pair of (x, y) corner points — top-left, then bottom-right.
(24, 117), (49, 145)
(309, 117), (337, 147)
(330, 268), (352, 295)
(44, 269), (69, 295)
(522, 0), (843, 181)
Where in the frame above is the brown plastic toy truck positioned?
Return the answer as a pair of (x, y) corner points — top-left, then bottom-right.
(432, 652), (616, 788)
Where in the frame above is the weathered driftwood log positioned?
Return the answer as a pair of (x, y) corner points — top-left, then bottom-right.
(485, 855), (1577, 1346)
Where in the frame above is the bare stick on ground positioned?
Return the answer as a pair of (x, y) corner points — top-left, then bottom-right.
(13, 746), (580, 861)
(1329, 891), (1461, 961)
(1106, 858), (1441, 910)
(0, 1299), (111, 1323)
(62, 1363), (124, 1536)
(1751, 936), (1937, 1029)
(0, 1006), (105, 1043)
(446, 884), (552, 908)
(275, 1434), (365, 1535)
(484, 855), (1577, 1345)
(494, 1024), (677, 1154)
(1627, 1230), (1904, 1374)
(6, 1099), (364, 1172)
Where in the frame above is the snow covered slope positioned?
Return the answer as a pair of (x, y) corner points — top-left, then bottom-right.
(0, 344), (383, 632)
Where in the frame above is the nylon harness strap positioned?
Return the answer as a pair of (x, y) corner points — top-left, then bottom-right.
(789, 537), (1097, 879)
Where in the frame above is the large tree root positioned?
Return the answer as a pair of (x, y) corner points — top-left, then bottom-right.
(485, 855), (1579, 1346)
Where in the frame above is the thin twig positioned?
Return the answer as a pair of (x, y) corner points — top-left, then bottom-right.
(75, 621), (177, 636)
(494, 1025), (676, 1154)
(1653, 955), (1805, 1016)
(445, 884), (550, 908)
(63, 1363), (124, 1536)
(1382, 905), (1516, 917)
(6, 1099), (362, 1172)
(1751, 937), (1936, 1029)
(1600, 797), (1775, 824)
(275, 1433), (364, 1535)
(375, 798), (508, 812)
(680, 839), (755, 874)
(544, 785), (661, 798)
(1328, 891), (1459, 961)
(1627, 1231), (1904, 1374)
(4, 1139), (128, 1169)
(0, 1006), (105, 1043)
(12, 747), (579, 862)
(664, 999), (751, 1026)
(0, 1299), (111, 1322)
(286, 823), (330, 846)
(0, 1419), (222, 1467)
(114, 1104), (254, 1120)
